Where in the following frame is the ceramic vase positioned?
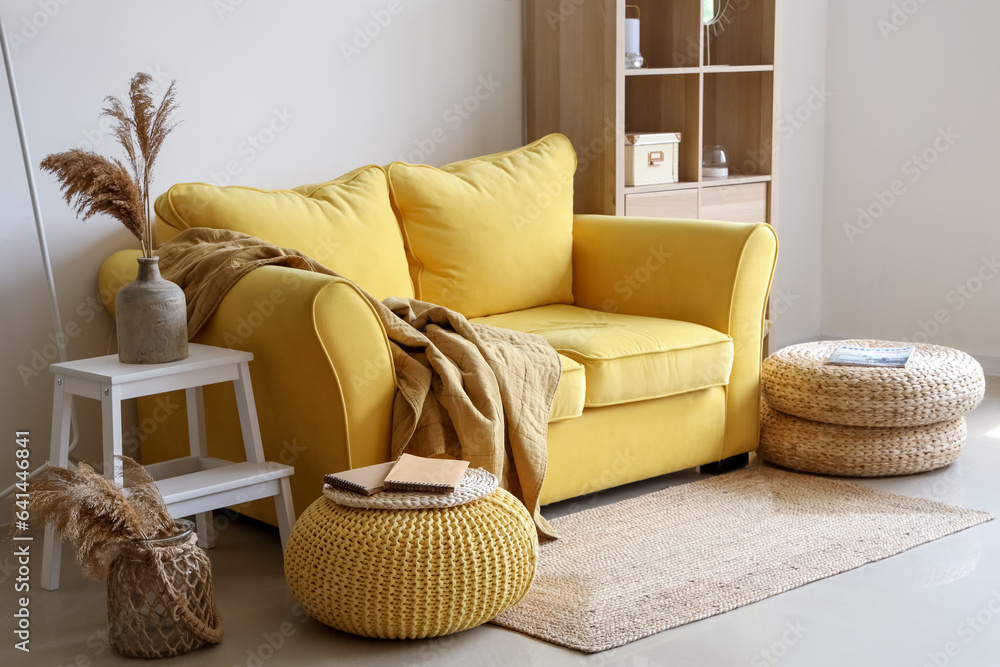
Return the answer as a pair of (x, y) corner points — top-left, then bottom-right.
(115, 257), (188, 364)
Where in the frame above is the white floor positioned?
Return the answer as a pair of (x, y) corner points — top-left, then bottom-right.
(5, 376), (999, 667)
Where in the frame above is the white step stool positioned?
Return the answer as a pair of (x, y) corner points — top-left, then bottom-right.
(41, 343), (295, 591)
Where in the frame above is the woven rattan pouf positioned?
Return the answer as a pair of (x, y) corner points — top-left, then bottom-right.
(759, 340), (985, 477)
(284, 471), (538, 639)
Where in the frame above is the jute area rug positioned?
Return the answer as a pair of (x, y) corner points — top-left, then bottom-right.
(492, 466), (992, 653)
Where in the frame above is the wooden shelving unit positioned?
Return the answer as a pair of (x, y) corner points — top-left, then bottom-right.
(524, 0), (781, 225)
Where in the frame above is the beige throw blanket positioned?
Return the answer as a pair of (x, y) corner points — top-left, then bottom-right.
(157, 228), (560, 539)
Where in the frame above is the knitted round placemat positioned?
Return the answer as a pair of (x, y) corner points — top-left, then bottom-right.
(759, 398), (967, 477)
(323, 467), (498, 509)
(762, 340), (985, 428)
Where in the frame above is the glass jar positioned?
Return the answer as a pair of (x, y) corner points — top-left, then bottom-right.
(106, 519), (223, 658)
(703, 145), (730, 178)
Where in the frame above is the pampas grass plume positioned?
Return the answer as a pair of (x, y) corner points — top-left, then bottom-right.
(25, 456), (175, 581)
(40, 72), (180, 258)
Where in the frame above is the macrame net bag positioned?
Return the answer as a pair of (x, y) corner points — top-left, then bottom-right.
(106, 519), (223, 658)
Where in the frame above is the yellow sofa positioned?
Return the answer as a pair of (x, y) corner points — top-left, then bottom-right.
(99, 134), (777, 524)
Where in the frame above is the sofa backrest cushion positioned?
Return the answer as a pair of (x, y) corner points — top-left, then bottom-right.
(387, 134), (576, 318)
(153, 165), (414, 300)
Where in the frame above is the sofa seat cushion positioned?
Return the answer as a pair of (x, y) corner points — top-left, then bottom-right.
(473, 305), (734, 408)
(387, 134), (576, 318)
(551, 355), (586, 423)
(153, 165), (414, 300)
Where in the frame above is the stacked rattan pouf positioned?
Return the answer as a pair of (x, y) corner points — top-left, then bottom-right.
(284, 469), (537, 639)
(759, 340), (986, 477)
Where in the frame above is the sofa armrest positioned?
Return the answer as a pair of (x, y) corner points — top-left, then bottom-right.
(572, 215), (777, 331)
(98, 253), (396, 515)
(572, 214), (778, 458)
(201, 266), (396, 472)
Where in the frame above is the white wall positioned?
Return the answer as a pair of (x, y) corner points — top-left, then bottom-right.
(0, 0), (522, 484)
(770, 0), (828, 350)
(823, 0), (1000, 373)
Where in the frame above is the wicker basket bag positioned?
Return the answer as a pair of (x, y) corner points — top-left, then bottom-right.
(107, 519), (223, 658)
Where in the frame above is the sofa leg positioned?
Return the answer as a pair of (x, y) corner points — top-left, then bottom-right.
(700, 452), (750, 475)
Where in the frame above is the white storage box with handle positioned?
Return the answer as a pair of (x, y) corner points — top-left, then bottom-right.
(624, 132), (681, 187)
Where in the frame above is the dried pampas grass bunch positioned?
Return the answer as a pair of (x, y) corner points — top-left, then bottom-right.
(25, 456), (175, 581)
(40, 72), (180, 258)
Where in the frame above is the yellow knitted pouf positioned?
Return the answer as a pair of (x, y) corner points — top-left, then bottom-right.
(284, 488), (538, 639)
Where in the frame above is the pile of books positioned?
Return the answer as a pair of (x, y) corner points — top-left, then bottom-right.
(324, 453), (469, 496)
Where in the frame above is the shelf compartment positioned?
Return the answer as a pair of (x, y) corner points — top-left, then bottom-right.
(625, 73), (701, 184)
(703, 0), (776, 67)
(703, 71), (774, 178)
(625, 0), (702, 69)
